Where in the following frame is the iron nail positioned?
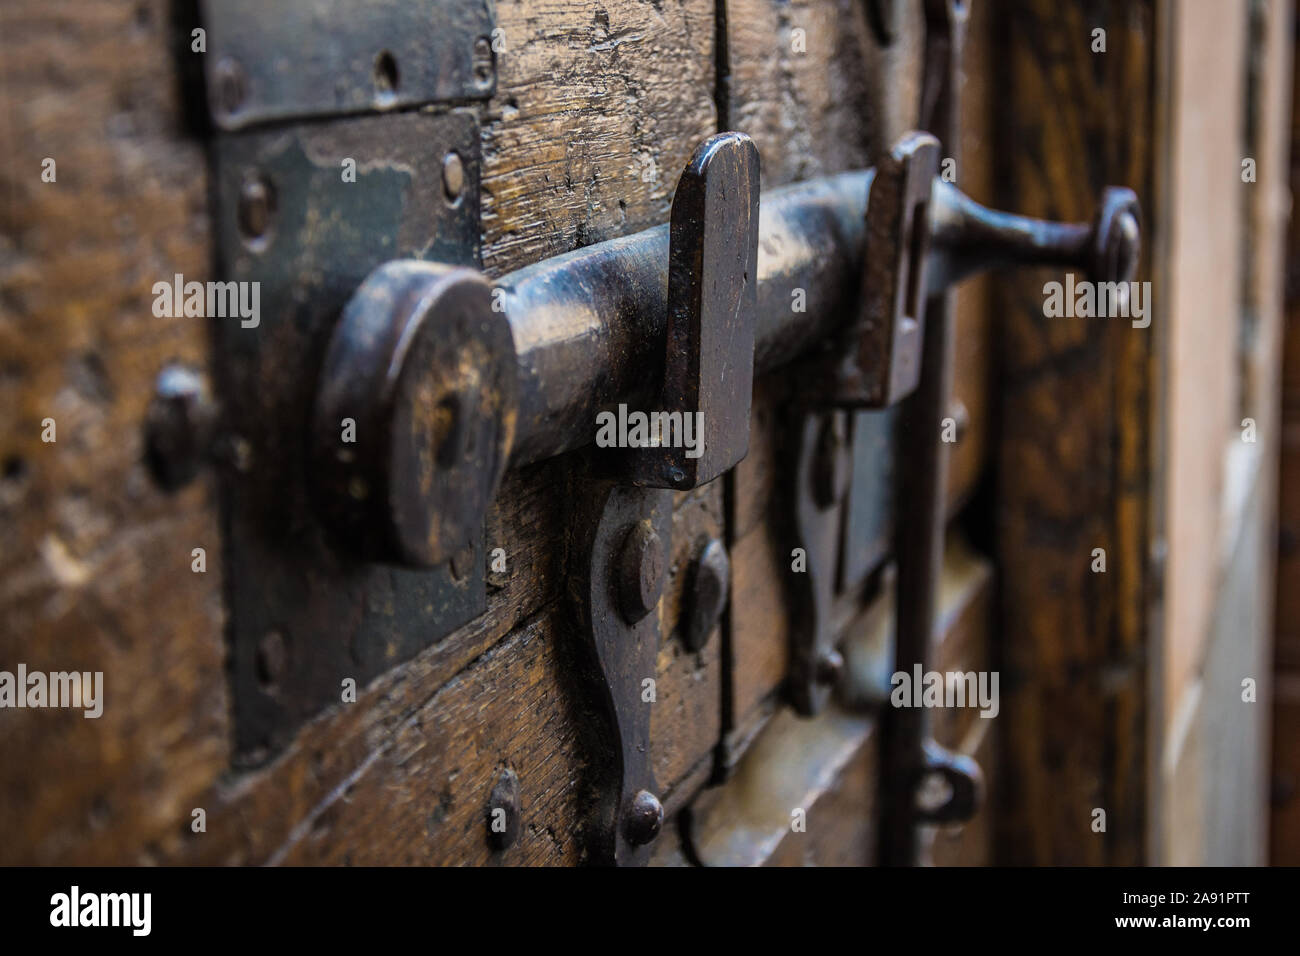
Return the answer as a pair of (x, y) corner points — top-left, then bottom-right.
(487, 768), (521, 851)
(144, 364), (214, 491)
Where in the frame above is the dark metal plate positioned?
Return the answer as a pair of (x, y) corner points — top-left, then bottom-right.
(212, 110), (483, 761)
(201, 0), (496, 130)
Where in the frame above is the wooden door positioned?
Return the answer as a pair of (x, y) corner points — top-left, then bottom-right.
(0, 0), (1290, 868)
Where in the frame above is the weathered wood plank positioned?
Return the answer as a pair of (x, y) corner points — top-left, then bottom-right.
(0, 0), (1004, 868)
(725, 0), (924, 184)
(0, 0), (732, 865)
(480, 0), (719, 276)
(0, 0), (227, 865)
(991, 0), (1157, 865)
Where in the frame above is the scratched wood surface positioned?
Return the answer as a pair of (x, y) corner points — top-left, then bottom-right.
(0, 0), (229, 866)
(990, 0), (1157, 865)
(479, 0), (719, 276)
(0, 0), (727, 866)
(0, 0), (1001, 866)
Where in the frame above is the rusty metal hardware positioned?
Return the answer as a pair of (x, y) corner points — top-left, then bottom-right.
(200, 0), (496, 130)
(880, 0), (967, 867)
(928, 182), (1142, 291)
(558, 125), (761, 850)
(680, 538), (730, 652)
(875, 0), (1138, 864)
(840, 408), (897, 591)
(311, 261), (517, 567)
(487, 768), (521, 852)
(786, 162), (1140, 722)
(830, 131), (940, 408)
(495, 168), (867, 471)
(625, 133), (760, 489)
(570, 482), (671, 866)
(833, 183), (1140, 595)
(915, 740), (983, 825)
(313, 157), (1140, 574)
(210, 104), (485, 759)
(145, 364), (217, 492)
(786, 409), (853, 715)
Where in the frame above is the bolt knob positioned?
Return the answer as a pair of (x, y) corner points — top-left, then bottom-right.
(623, 789), (664, 847)
(1090, 186), (1141, 285)
(311, 261), (518, 567)
(816, 648), (845, 686)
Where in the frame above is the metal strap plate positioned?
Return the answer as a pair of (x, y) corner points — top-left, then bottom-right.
(201, 0), (496, 130)
(212, 111), (483, 760)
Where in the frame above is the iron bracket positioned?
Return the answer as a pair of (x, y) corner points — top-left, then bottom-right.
(198, 0), (500, 761)
(785, 409), (852, 716)
(570, 481), (672, 866)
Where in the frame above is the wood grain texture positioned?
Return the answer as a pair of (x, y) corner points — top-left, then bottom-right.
(652, 484), (725, 799)
(725, 0), (924, 184)
(479, 0), (718, 276)
(0, 0), (1004, 868)
(0, 0), (727, 866)
(0, 0), (227, 865)
(991, 0), (1157, 865)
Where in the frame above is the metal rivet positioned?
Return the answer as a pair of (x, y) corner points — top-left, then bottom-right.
(487, 768), (521, 851)
(623, 789), (663, 847)
(213, 56), (247, 116)
(442, 152), (465, 203)
(815, 648), (844, 686)
(237, 174), (275, 247)
(472, 37), (494, 87)
(144, 364), (214, 491)
(681, 538), (729, 651)
(617, 520), (665, 624)
(374, 50), (399, 97)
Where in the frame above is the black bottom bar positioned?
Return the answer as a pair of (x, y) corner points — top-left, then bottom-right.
(0, 866), (1284, 943)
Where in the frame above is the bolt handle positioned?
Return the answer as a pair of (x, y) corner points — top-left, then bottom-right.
(832, 131), (941, 408)
(626, 132), (760, 489)
(927, 179), (1142, 293)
